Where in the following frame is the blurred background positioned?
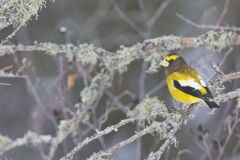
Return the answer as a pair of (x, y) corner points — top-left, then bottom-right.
(0, 0), (240, 159)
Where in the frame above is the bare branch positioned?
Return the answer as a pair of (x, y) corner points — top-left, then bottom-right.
(215, 0), (231, 26)
(148, 0), (174, 27)
(176, 13), (240, 31)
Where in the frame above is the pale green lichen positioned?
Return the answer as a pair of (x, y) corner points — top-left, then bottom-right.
(237, 97), (240, 108)
(196, 30), (237, 52)
(140, 36), (182, 73)
(56, 111), (89, 143)
(0, 134), (12, 151)
(216, 88), (240, 103)
(127, 97), (168, 126)
(80, 110), (90, 124)
(0, 0), (49, 27)
(110, 44), (142, 73)
(40, 42), (114, 70)
(57, 119), (75, 142)
(207, 76), (225, 98)
(0, 0), (55, 43)
(143, 35), (182, 51)
(167, 113), (182, 126)
(151, 121), (170, 139)
(0, 71), (22, 78)
(129, 97), (168, 116)
(74, 44), (100, 65)
(37, 42), (63, 56)
(0, 131), (51, 154)
(144, 52), (166, 73)
(86, 151), (110, 160)
(146, 122), (181, 160)
(80, 70), (112, 105)
(23, 131), (52, 145)
(0, 45), (15, 56)
(37, 42), (110, 66)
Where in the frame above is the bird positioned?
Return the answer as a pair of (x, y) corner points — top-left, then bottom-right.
(160, 54), (220, 109)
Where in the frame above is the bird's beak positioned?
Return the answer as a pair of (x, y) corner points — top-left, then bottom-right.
(160, 59), (169, 67)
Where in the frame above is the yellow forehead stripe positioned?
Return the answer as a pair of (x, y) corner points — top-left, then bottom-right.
(165, 55), (179, 61)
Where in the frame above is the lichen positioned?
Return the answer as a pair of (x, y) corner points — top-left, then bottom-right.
(110, 44), (142, 73)
(0, 134), (12, 151)
(144, 52), (166, 73)
(207, 76), (225, 97)
(0, 70), (21, 78)
(0, 0), (48, 27)
(24, 131), (52, 145)
(196, 30), (237, 52)
(140, 36), (182, 73)
(37, 42), (111, 67)
(0, 45), (15, 56)
(127, 97), (168, 125)
(37, 42), (63, 56)
(143, 35), (182, 51)
(80, 70), (112, 105)
(237, 97), (240, 108)
(57, 119), (75, 142)
(151, 121), (169, 139)
(76, 44), (99, 64)
(86, 151), (110, 160)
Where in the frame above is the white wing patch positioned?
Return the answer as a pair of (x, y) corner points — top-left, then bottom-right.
(198, 76), (206, 87)
(178, 79), (202, 90)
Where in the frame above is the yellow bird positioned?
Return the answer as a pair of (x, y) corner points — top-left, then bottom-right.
(160, 54), (220, 109)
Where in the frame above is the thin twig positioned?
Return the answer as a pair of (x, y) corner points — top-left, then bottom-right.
(60, 116), (137, 160)
(176, 13), (240, 31)
(148, 0), (174, 27)
(215, 0), (231, 26)
(112, 0), (146, 38)
(139, 62), (148, 100)
(107, 123), (157, 154)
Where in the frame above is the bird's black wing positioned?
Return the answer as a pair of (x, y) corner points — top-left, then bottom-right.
(173, 80), (204, 99)
(173, 80), (219, 108)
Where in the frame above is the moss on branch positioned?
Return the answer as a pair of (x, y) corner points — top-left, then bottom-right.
(0, 0), (53, 29)
(0, 30), (239, 73)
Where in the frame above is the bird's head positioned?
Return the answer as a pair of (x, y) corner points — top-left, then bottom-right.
(160, 54), (186, 73)
(160, 54), (182, 67)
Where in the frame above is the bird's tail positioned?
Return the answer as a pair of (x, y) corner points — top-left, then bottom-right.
(204, 99), (220, 109)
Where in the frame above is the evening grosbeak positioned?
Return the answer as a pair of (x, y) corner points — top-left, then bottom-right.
(160, 54), (220, 109)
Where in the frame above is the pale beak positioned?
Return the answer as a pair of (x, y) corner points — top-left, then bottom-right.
(160, 60), (169, 67)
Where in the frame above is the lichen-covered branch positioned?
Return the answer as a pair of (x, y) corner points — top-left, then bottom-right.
(60, 116), (137, 160)
(0, 0), (54, 43)
(0, 0), (54, 29)
(0, 131), (51, 155)
(146, 121), (182, 160)
(0, 30), (239, 73)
